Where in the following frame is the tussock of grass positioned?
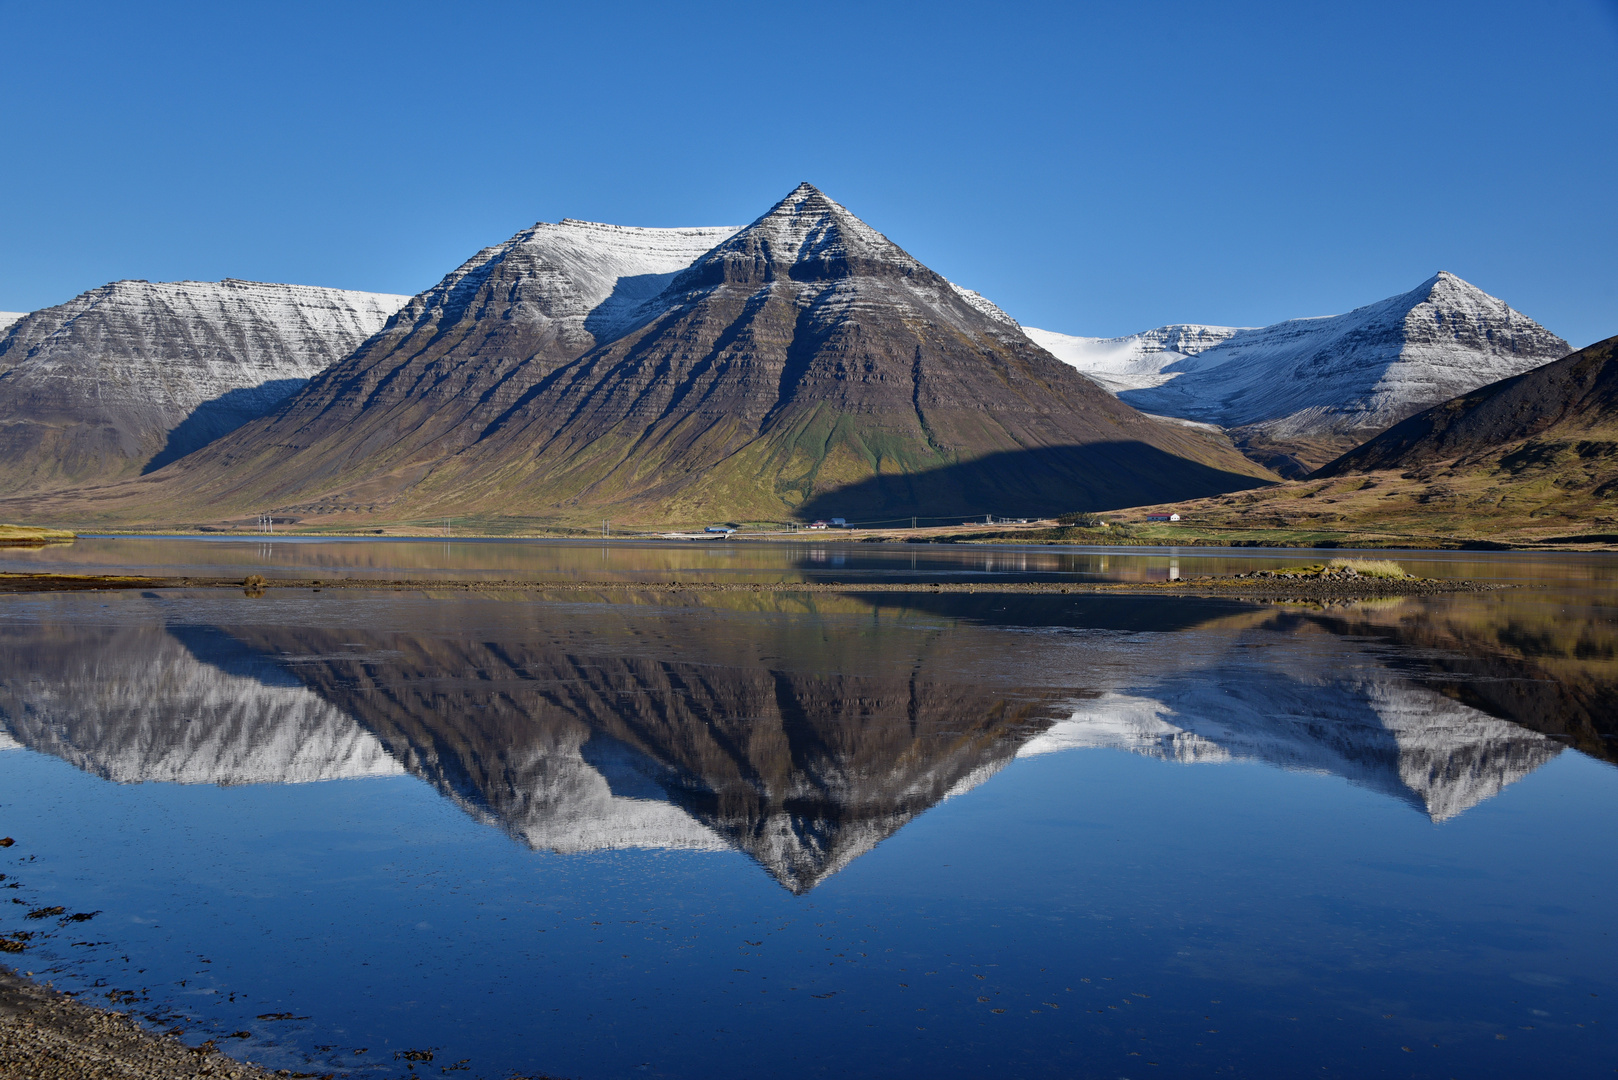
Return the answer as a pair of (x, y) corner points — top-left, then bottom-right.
(1328, 558), (1408, 579)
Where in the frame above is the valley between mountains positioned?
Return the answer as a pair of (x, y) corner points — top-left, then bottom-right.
(0, 182), (1609, 543)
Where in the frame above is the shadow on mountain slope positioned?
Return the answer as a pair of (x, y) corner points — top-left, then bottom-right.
(794, 441), (1275, 523)
(143, 378), (309, 473)
(843, 592), (1261, 633)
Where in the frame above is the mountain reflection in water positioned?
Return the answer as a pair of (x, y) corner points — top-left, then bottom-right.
(0, 590), (1606, 891)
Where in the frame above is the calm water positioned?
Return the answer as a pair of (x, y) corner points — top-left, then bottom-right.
(0, 539), (1615, 1078)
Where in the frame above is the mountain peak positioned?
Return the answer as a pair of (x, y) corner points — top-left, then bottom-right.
(675, 182), (919, 287)
(1112, 270), (1571, 458)
(1416, 269), (1477, 300)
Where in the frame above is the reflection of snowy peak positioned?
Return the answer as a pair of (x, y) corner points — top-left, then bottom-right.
(1363, 683), (1561, 823)
(1024, 669), (1559, 821)
(390, 720), (726, 855)
(201, 623), (1059, 894)
(0, 625), (401, 785)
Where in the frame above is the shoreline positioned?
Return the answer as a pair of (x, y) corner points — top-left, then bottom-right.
(0, 963), (276, 1080)
(20, 528), (1618, 552)
(0, 571), (1511, 601)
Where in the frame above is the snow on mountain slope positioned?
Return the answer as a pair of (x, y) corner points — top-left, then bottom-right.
(388, 218), (742, 351)
(0, 279), (410, 493)
(348, 182), (1273, 524)
(1023, 324), (1246, 393)
(1115, 272), (1569, 439)
(0, 622), (403, 785)
(1019, 667), (1559, 822)
(0, 312), (24, 332)
(947, 282), (1020, 328)
(123, 220), (742, 512)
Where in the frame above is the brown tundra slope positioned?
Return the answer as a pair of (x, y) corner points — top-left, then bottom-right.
(4, 184), (1274, 528)
(1117, 334), (1618, 546)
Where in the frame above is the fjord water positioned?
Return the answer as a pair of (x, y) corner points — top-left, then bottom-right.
(0, 541), (1615, 1078)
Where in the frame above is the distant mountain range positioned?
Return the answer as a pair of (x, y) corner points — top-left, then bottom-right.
(0, 186), (1592, 526)
(1026, 272), (1570, 474)
(0, 279), (407, 494)
(1, 185), (1272, 527)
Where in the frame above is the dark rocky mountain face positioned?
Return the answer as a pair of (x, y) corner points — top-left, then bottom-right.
(399, 184), (1276, 523)
(0, 280), (408, 495)
(94, 184), (1272, 527)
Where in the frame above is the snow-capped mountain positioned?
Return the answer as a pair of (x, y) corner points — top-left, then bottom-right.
(27, 183), (1272, 527)
(0, 279), (409, 494)
(112, 220), (741, 514)
(0, 312), (25, 332)
(1026, 273), (1569, 454)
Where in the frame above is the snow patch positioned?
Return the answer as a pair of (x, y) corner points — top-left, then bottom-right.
(1023, 324), (1245, 393)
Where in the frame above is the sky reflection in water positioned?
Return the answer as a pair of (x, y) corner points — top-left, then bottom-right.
(0, 541), (1614, 1078)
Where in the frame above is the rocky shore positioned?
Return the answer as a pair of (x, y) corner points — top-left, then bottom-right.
(0, 965), (276, 1080)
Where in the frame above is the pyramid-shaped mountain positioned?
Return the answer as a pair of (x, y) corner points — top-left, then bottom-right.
(31, 185), (1273, 526)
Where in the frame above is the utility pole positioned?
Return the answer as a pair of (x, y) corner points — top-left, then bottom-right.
(602, 519), (610, 538)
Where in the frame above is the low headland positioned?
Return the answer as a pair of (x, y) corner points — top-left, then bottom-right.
(0, 525), (75, 547)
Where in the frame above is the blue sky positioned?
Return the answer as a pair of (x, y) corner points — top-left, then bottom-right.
(2, 0), (1614, 346)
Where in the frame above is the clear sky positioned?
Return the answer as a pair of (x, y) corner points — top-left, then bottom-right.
(2, 0), (1614, 346)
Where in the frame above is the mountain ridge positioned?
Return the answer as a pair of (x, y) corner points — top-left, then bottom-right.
(1316, 333), (1618, 476)
(7, 183), (1275, 527)
(0, 278), (409, 494)
(1028, 272), (1569, 473)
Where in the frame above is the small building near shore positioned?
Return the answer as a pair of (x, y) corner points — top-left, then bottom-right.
(1145, 512), (1181, 522)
